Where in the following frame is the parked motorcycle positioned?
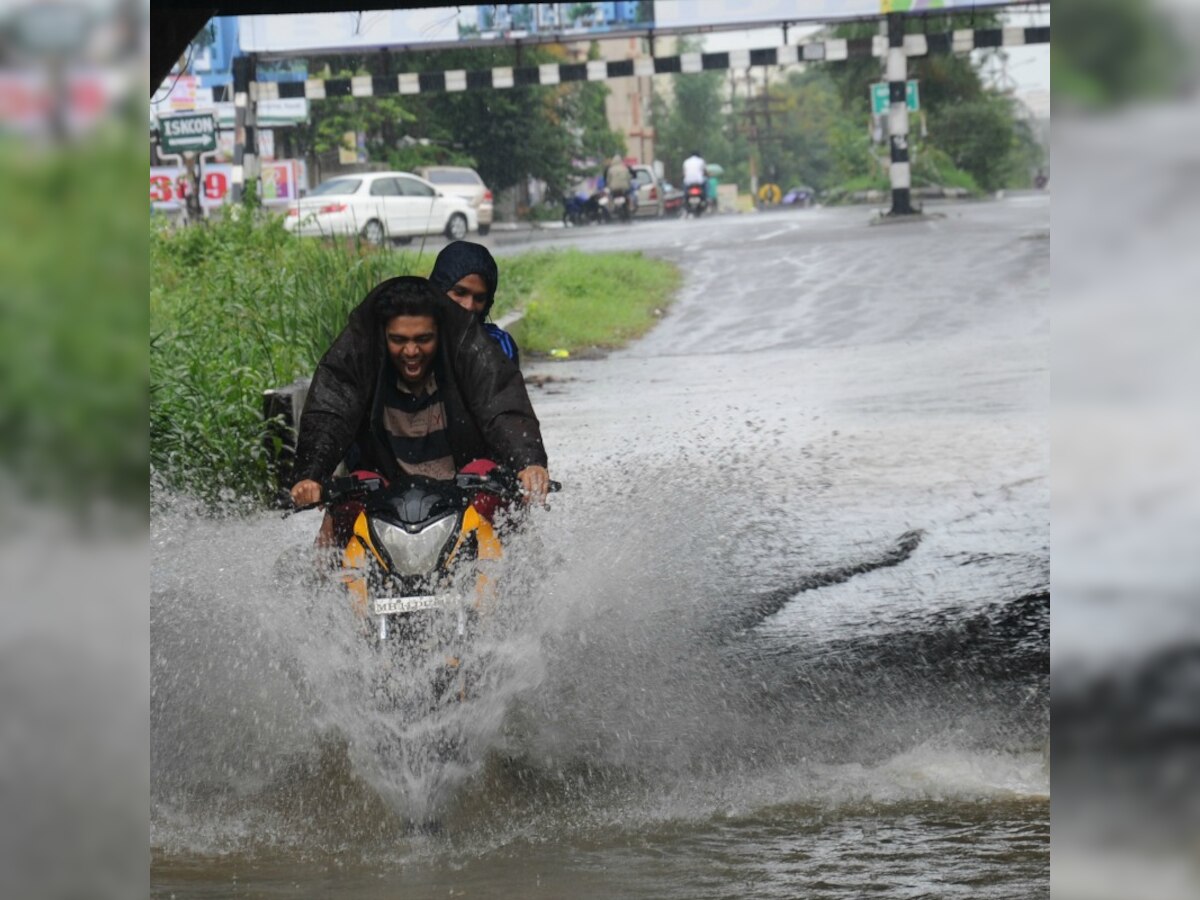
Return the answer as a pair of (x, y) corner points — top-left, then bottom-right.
(563, 190), (606, 226)
(684, 183), (708, 217)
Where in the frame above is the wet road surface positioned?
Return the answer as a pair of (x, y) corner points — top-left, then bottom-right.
(152, 197), (1049, 898)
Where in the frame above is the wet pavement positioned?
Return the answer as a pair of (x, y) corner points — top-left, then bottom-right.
(152, 196), (1049, 898)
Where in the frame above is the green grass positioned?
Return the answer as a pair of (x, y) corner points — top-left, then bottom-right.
(501, 249), (680, 354)
(152, 223), (679, 505)
(0, 127), (146, 514)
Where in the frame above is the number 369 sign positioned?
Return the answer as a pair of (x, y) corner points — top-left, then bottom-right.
(150, 164), (232, 210)
(151, 160), (303, 211)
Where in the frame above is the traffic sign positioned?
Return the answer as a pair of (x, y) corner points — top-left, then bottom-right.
(871, 81), (920, 116)
(757, 183), (782, 205)
(158, 112), (217, 155)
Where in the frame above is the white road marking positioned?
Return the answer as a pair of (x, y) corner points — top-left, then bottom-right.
(754, 225), (798, 242)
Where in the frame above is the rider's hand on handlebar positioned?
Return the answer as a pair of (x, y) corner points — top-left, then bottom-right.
(290, 479), (322, 508)
(517, 465), (550, 505)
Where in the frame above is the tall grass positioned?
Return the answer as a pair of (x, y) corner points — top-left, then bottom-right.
(0, 128), (146, 513)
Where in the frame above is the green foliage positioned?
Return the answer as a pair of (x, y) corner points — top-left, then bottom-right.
(384, 141), (477, 173)
(1051, 0), (1189, 109)
(822, 172), (891, 205)
(830, 115), (876, 186)
(911, 144), (980, 192)
(505, 250), (680, 353)
(811, 12), (1044, 193)
(928, 95), (1023, 192)
(0, 127), (146, 512)
(289, 59), (416, 166)
(291, 45), (624, 197)
(651, 20), (1039, 197)
(652, 39), (739, 187)
(567, 43), (627, 165)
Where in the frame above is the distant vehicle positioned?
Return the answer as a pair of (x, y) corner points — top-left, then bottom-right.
(782, 185), (816, 207)
(631, 164), (678, 218)
(416, 166), (494, 236)
(684, 183), (708, 217)
(608, 188), (633, 223)
(659, 180), (684, 217)
(563, 185), (607, 226)
(284, 172), (477, 246)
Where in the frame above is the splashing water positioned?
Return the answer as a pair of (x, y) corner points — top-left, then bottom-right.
(151, 433), (1047, 862)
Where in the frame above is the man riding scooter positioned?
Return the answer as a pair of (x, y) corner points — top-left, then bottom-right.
(682, 150), (708, 216)
(603, 153), (637, 222)
(289, 276), (551, 549)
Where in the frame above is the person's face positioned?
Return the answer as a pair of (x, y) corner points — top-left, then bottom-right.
(385, 315), (438, 386)
(446, 274), (489, 316)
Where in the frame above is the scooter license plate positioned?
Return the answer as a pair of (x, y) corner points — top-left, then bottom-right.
(372, 595), (449, 615)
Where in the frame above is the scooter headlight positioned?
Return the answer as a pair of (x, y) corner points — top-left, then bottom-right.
(373, 515), (459, 576)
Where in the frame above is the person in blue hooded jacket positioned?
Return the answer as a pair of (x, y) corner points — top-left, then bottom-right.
(428, 241), (520, 366)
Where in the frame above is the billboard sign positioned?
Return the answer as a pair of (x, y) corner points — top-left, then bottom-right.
(240, 2), (653, 53)
(654, 0), (1037, 29)
(151, 160), (306, 212)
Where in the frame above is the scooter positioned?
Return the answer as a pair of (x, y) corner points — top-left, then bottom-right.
(684, 183), (708, 217)
(608, 188), (633, 223)
(281, 468), (561, 699)
(562, 191), (606, 226)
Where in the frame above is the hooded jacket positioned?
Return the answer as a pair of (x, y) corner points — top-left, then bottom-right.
(291, 276), (547, 486)
(428, 240), (519, 365)
(428, 240), (499, 318)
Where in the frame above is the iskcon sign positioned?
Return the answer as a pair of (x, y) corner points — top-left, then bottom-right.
(158, 112), (217, 155)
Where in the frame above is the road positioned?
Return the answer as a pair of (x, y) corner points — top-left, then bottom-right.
(152, 196), (1049, 898)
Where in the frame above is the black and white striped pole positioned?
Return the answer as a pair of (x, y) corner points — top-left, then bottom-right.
(231, 54), (259, 205)
(886, 13), (916, 216)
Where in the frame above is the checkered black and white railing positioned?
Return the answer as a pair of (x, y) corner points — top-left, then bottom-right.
(246, 26), (1049, 100)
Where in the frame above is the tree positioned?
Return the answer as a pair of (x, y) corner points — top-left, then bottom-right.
(288, 44), (622, 199)
(754, 69), (845, 191)
(652, 41), (735, 185)
(287, 55), (415, 174)
(1051, 0), (1187, 108)
(821, 12), (1041, 192)
(568, 43), (627, 166)
(399, 46), (578, 197)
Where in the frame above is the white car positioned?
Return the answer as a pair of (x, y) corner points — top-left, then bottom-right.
(416, 166), (493, 236)
(284, 171), (477, 245)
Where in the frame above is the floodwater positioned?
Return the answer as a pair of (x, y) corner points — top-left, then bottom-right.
(151, 196), (1049, 898)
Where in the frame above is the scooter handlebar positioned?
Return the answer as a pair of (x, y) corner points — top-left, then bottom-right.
(280, 471), (559, 516)
(278, 475), (383, 516)
(455, 468), (562, 499)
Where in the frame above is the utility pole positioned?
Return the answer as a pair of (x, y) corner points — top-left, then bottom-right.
(735, 67), (785, 205)
(885, 13), (916, 216)
(231, 54), (259, 205)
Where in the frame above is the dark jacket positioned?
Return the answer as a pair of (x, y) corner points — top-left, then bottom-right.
(428, 240), (499, 317)
(291, 277), (547, 485)
(428, 240), (519, 364)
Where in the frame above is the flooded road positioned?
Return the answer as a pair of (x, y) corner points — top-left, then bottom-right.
(152, 197), (1049, 897)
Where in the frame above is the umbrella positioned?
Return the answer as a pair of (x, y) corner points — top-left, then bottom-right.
(707, 163), (725, 177)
